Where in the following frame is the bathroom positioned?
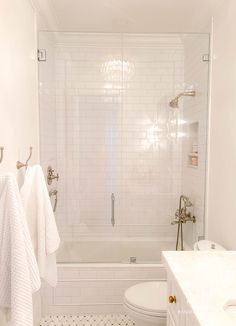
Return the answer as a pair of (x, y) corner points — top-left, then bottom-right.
(0, 0), (236, 325)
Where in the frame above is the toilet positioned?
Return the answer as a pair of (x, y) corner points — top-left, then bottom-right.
(123, 240), (226, 326)
(193, 239), (226, 251)
(124, 281), (167, 326)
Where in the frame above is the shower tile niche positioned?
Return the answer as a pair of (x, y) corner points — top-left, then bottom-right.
(188, 122), (199, 168)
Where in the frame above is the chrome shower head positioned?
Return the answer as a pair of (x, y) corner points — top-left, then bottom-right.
(169, 90), (196, 108)
(169, 97), (179, 108)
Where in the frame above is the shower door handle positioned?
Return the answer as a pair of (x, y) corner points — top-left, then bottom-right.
(111, 193), (115, 227)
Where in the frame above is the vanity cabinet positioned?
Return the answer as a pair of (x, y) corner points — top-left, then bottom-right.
(166, 271), (200, 326)
(163, 251), (236, 326)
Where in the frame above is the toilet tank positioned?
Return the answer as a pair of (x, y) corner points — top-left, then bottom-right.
(194, 240), (226, 251)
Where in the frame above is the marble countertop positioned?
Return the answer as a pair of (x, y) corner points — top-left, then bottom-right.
(162, 251), (236, 326)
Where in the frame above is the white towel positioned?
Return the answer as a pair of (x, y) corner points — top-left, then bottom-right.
(0, 174), (41, 326)
(20, 165), (60, 287)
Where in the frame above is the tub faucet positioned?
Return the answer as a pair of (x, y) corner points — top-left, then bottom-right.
(171, 195), (196, 250)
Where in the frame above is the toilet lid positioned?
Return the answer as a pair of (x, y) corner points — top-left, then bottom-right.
(124, 282), (167, 314)
(196, 240), (226, 251)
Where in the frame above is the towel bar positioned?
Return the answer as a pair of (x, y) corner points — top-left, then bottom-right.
(16, 146), (33, 169)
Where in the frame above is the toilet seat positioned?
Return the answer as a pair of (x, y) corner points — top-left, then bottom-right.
(124, 281), (167, 318)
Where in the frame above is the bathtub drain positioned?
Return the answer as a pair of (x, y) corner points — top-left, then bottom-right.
(130, 257), (137, 264)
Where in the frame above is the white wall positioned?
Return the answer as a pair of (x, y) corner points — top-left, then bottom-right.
(0, 0), (40, 324)
(0, 0), (39, 175)
(207, 0), (236, 250)
(31, 0), (221, 33)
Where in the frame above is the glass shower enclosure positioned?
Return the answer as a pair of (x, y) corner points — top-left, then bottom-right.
(38, 32), (210, 263)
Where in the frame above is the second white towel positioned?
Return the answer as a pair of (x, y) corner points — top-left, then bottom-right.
(0, 174), (41, 326)
(21, 165), (60, 287)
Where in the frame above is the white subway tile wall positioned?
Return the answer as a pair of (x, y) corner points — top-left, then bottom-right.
(39, 33), (191, 242)
(39, 32), (58, 201)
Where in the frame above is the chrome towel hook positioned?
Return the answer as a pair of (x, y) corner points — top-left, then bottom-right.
(0, 147), (4, 164)
(16, 146), (33, 169)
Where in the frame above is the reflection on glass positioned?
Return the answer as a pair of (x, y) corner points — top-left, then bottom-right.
(101, 60), (135, 82)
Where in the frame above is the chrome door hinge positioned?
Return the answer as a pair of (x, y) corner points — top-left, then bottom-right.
(38, 49), (46, 61)
(202, 54), (210, 62)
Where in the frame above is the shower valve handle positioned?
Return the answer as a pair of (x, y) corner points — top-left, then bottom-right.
(47, 166), (59, 185)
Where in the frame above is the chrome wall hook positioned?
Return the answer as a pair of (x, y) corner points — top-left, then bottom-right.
(0, 147), (4, 164)
(16, 146), (33, 169)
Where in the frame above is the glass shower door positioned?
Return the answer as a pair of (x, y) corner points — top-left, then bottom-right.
(56, 34), (124, 262)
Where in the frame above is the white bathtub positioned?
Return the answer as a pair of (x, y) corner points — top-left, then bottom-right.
(57, 239), (175, 264)
(41, 240), (175, 316)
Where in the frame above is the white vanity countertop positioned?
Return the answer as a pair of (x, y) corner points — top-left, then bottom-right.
(162, 251), (236, 326)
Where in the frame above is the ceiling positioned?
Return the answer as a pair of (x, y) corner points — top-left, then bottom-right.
(32, 0), (224, 33)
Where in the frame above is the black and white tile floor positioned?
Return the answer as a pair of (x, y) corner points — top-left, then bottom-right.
(40, 314), (135, 326)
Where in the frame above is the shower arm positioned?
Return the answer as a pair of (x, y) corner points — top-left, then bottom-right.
(169, 90), (196, 108)
(175, 90), (196, 101)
